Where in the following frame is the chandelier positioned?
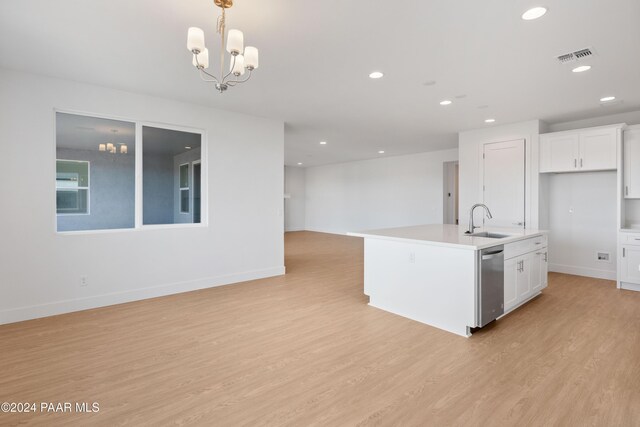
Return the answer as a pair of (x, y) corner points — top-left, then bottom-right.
(187, 0), (259, 93)
(98, 130), (128, 154)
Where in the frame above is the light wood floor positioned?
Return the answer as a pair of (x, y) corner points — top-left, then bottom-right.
(1, 231), (640, 426)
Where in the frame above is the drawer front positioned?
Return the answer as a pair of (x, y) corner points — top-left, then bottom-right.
(622, 234), (640, 246)
(505, 235), (548, 260)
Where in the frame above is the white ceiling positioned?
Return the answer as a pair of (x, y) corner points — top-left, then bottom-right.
(3, 0), (639, 167)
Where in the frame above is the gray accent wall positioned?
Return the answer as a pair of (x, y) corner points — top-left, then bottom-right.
(143, 152), (174, 225)
(56, 148), (135, 231)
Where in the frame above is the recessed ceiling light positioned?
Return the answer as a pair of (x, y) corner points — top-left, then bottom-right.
(572, 65), (591, 73)
(185, 146), (192, 149)
(600, 96), (616, 102)
(369, 71), (384, 79)
(522, 6), (547, 20)
(297, 162), (303, 165)
(378, 150), (385, 154)
(485, 119), (496, 123)
(319, 141), (327, 145)
(440, 100), (452, 106)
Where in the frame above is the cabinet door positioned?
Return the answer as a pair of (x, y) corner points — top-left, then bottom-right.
(540, 250), (548, 289)
(621, 246), (640, 284)
(531, 250), (548, 293)
(504, 258), (519, 312)
(540, 133), (579, 173)
(624, 129), (640, 198)
(517, 255), (532, 301)
(579, 128), (617, 171)
(530, 251), (542, 293)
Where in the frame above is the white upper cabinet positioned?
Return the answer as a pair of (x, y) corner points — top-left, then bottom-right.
(580, 127), (618, 171)
(624, 127), (640, 199)
(540, 125), (620, 173)
(540, 133), (579, 172)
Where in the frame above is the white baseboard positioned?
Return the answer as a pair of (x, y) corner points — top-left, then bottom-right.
(549, 263), (616, 281)
(0, 266), (285, 326)
(302, 228), (348, 236)
(620, 282), (640, 292)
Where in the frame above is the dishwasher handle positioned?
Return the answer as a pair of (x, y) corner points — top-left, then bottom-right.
(482, 250), (504, 260)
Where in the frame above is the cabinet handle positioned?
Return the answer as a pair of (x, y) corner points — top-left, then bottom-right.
(626, 186), (629, 196)
(574, 159), (577, 168)
(544, 253), (548, 262)
(580, 158), (583, 168)
(623, 248), (626, 257)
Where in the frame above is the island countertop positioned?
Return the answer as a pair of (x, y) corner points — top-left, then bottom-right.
(348, 224), (548, 250)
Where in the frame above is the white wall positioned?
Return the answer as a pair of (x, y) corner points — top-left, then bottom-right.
(304, 149), (459, 234)
(459, 120), (545, 230)
(547, 171), (617, 280)
(0, 68), (285, 324)
(284, 166), (306, 231)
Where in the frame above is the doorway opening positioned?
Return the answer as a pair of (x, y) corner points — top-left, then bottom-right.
(443, 161), (459, 225)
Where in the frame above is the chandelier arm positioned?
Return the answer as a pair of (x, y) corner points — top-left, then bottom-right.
(226, 68), (252, 86)
(221, 54), (237, 83)
(197, 68), (221, 84)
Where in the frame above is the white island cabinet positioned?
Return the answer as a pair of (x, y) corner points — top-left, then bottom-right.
(348, 224), (548, 337)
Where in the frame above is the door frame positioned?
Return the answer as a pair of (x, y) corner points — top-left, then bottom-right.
(192, 160), (202, 223)
(443, 161), (459, 225)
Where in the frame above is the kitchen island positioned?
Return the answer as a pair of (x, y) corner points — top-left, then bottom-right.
(348, 224), (549, 337)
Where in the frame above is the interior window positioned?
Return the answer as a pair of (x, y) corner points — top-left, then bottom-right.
(56, 113), (135, 232)
(142, 126), (202, 225)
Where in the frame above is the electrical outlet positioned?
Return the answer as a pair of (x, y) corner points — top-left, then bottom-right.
(596, 252), (610, 262)
(80, 276), (88, 287)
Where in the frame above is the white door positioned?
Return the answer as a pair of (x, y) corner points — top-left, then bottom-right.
(579, 128), (617, 171)
(624, 129), (640, 198)
(483, 139), (526, 228)
(540, 133), (579, 173)
(621, 246), (640, 284)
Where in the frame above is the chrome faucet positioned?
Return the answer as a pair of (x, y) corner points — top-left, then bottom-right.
(465, 203), (493, 234)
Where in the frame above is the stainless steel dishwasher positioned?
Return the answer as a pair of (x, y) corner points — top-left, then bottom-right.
(477, 245), (505, 327)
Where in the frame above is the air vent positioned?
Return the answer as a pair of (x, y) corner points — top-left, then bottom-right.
(556, 47), (595, 64)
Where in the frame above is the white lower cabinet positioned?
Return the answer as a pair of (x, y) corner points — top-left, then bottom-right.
(504, 239), (548, 313)
(621, 245), (640, 284)
(531, 250), (548, 293)
(504, 258), (518, 311)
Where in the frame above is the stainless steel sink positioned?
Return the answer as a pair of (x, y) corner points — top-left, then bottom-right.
(469, 232), (512, 239)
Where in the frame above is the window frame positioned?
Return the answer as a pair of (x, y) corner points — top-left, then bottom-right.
(55, 159), (91, 216)
(179, 162), (190, 214)
(54, 109), (208, 234)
